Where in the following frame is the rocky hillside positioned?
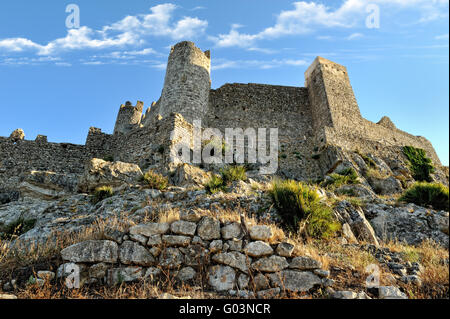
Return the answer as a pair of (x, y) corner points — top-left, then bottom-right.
(0, 149), (448, 300)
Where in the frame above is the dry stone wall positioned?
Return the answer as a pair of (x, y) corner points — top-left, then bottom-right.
(58, 214), (330, 297)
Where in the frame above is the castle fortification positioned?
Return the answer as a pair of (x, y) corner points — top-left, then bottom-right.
(0, 41), (446, 198)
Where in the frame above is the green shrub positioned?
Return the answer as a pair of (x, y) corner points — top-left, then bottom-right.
(1, 217), (37, 240)
(305, 206), (341, 240)
(269, 179), (340, 238)
(221, 165), (247, 184)
(403, 146), (435, 182)
(142, 170), (168, 190)
(399, 182), (449, 211)
(93, 186), (114, 203)
(322, 167), (359, 189)
(205, 174), (227, 194)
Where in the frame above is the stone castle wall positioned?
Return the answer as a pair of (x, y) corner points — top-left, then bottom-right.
(113, 101), (144, 135)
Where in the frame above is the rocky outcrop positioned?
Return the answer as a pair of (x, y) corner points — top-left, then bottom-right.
(9, 129), (25, 142)
(364, 203), (449, 248)
(77, 159), (143, 193)
(19, 170), (79, 200)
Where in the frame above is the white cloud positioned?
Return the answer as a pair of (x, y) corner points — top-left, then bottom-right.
(211, 0), (449, 48)
(0, 3), (208, 56)
(347, 32), (364, 40)
(435, 33), (449, 40)
(212, 58), (308, 70)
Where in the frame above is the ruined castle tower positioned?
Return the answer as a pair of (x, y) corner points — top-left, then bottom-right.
(158, 41), (211, 123)
(113, 101), (144, 135)
(305, 57), (362, 132)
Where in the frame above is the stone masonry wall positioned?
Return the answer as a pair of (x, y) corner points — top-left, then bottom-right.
(58, 214), (330, 297)
(113, 101), (144, 135)
(206, 83), (322, 180)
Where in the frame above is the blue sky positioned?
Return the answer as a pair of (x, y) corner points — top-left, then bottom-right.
(0, 0), (448, 165)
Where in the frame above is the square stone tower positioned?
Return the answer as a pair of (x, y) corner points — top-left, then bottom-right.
(305, 57), (362, 132)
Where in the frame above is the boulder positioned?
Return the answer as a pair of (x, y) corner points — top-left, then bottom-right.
(159, 247), (184, 269)
(212, 251), (250, 273)
(78, 158), (143, 193)
(276, 242), (294, 257)
(197, 217), (221, 240)
(171, 164), (210, 187)
(252, 256), (289, 273)
(170, 220), (197, 236)
(244, 241), (273, 257)
(129, 223), (170, 237)
(107, 266), (144, 285)
(269, 270), (322, 292)
(208, 265), (235, 292)
(377, 286), (408, 299)
(334, 201), (379, 246)
(119, 241), (155, 266)
(289, 256), (322, 270)
(249, 225), (273, 241)
(61, 240), (118, 263)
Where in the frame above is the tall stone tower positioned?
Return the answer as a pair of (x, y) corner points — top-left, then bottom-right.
(158, 41), (211, 123)
(113, 101), (144, 135)
(305, 57), (362, 132)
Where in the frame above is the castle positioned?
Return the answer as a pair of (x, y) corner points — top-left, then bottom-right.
(0, 41), (445, 198)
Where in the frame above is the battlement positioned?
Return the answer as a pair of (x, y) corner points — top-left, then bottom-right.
(113, 101), (144, 135)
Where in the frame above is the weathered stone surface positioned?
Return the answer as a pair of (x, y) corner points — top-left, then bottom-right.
(197, 216), (221, 240)
(313, 269), (330, 278)
(276, 242), (294, 257)
(159, 247), (184, 269)
(249, 225), (273, 241)
(378, 286), (408, 299)
(172, 163), (210, 187)
(253, 273), (270, 291)
(119, 241), (155, 266)
(208, 265), (235, 292)
(244, 241), (273, 257)
(227, 239), (243, 251)
(365, 203), (449, 248)
(289, 256), (322, 270)
(238, 273), (250, 290)
(89, 263), (109, 279)
(209, 240), (223, 253)
(252, 256), (289, 273)
(221, 223), (242, 240)
(332, 291), (358, 299)
(257, 288), (281, 299)
(334, 201), (379, 246)
(212, 251), (250, 273)
(162, 235), (191, 246)
(179, 210), (202, 222)
(181, 245), (209, 267)
(108, 266), (144, 285)
(129, 233), (148, 245)
(147, 235), (162, 246)
(368, 176), (403, 195)
(177, 267), (196, 281)
(61, 240), (118, 263)
(78, 158), (143, 193)
(19, 171), (78, 200)
(130, 223), (170, 237)
(170, 220), (197, 236)
(144, 267), (161, 282)
(270, 270), (322, 292)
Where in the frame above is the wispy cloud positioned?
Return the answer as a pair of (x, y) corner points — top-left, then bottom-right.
(347, 32), (364, 40)
(0, 4), (207, 56)
(212, 58), (308, 70)
(435, 33), (449, 40)
(210, 0), (449, 48)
